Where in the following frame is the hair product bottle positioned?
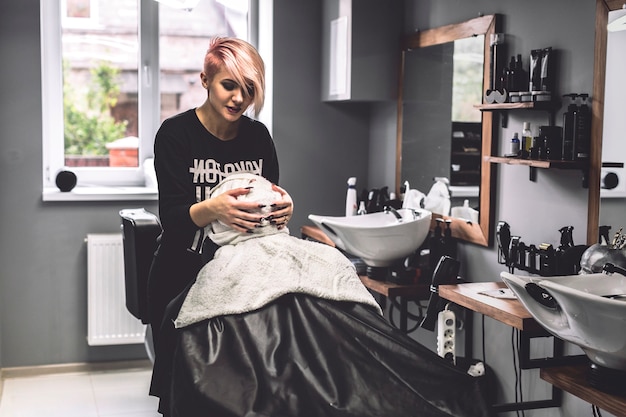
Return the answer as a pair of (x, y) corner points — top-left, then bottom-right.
(574, 94), (590, 160)
(529, 49), (542, 91)
(514, 54), (527, 92)
(562, 94), (577, 161)
(522, 122), (533, 154)
(510, 132), (521, 156)
(345, 177), (357, 216)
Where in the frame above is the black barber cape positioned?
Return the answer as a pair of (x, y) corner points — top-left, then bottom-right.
(151, 292), (494, 417)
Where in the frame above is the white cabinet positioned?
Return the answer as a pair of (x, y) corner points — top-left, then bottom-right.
(321, 0), (402, 102)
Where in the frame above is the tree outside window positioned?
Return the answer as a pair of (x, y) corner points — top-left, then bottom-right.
(58, 0), (246, 169)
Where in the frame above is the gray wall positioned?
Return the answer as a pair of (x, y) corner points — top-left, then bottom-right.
(0, 0), (618, 416)
(272, 1), (371, 230)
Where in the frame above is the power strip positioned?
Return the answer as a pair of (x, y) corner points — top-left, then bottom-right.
(437, 307), (456, 364)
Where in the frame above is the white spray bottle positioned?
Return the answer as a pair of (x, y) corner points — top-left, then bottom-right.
(345, 177), (357, 216)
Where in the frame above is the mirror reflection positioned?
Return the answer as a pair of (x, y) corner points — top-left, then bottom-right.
(400, 36), (483, 221)
(599, 7), (626, 232)
(396, 14), (497, 246)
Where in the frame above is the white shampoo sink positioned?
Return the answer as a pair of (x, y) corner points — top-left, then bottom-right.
(308, 208), (432, 267)
(501, 271), (626, 371)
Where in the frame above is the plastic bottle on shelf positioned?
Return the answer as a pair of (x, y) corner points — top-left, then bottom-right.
(506, 56), (516, 93)
(562, 94), (577, 161)
(522, 122), (533, 154)
(574, 94), (591, 160)
(345, 177), (357, 216)
(510, 132), (520, 156)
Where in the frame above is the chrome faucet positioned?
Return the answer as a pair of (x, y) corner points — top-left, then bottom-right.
(384, 206), (403, 222)
(603, 262), (626, 276)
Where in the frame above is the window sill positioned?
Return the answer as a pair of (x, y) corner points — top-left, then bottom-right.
(43, 186), (158, 202)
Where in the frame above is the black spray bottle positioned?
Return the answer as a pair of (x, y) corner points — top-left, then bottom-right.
(574, 94), (590, 160)
(562, 94), (578, 161)
(563, 93), (591, 161)
(514, 54), (527, 92)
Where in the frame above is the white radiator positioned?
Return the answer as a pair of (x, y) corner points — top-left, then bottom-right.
(86, 233), (146, 346)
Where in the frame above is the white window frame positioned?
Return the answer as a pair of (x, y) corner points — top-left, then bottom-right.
(42, 0), (159, 197)
(41, 0), (269, 201)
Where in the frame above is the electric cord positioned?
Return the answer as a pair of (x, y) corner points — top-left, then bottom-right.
(511, 328), (520, 417)
(515, 329), (526, 417)
(481, 315), (486, 363)
(592, 404), (603, 417)
(511, 328), (525, 417)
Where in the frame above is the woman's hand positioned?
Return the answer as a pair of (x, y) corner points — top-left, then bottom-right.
(269, 184), (293, 230)
(192, 187), (265, 233)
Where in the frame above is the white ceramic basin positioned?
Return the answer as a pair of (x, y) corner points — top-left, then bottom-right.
(308, 208), (432, 267)
(501, 271), (626, 371)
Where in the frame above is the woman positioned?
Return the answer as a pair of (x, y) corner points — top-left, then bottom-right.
(148, 37), (292, 414)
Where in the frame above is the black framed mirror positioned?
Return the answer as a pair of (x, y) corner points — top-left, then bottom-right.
(395, 14), (500, 246)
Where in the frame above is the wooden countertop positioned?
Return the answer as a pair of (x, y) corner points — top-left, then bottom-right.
(541, 365), (626, 416)
(359, 275), (430, 299)
(301, 225), (336, 247)
(438, 281), (545, 333)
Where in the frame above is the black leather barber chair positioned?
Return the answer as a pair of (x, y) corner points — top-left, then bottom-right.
(119, 208), (162, 362)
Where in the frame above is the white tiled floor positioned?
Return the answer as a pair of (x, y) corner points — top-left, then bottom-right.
(0, 366), (160, 417)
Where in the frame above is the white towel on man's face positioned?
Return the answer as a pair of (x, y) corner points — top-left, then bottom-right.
(206, 172), (288, 246)
(174, 173), (381, 328)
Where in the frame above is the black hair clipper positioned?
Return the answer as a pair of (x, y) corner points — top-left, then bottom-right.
(420, 256), (460, 331)
(496, 221), (511, 266)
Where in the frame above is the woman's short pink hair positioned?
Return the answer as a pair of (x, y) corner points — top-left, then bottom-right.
(203, 37), (265, 117)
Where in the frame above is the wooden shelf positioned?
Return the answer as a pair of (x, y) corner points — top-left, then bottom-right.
(487, 156), (588, 170)
(359, 275), (430, 299)
(476, 101), (557, 111)
(475, 100), (559, 128)
(541, 365), (626, 416)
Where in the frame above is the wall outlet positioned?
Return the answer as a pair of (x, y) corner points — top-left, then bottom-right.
(437, 309), (456, 364)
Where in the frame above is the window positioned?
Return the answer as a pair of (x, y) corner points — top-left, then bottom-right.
(41, 0), (252, 193)
(451, 36), (483, 123)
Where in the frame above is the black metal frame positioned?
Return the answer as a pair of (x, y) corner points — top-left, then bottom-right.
(491, 331), (588, 412)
